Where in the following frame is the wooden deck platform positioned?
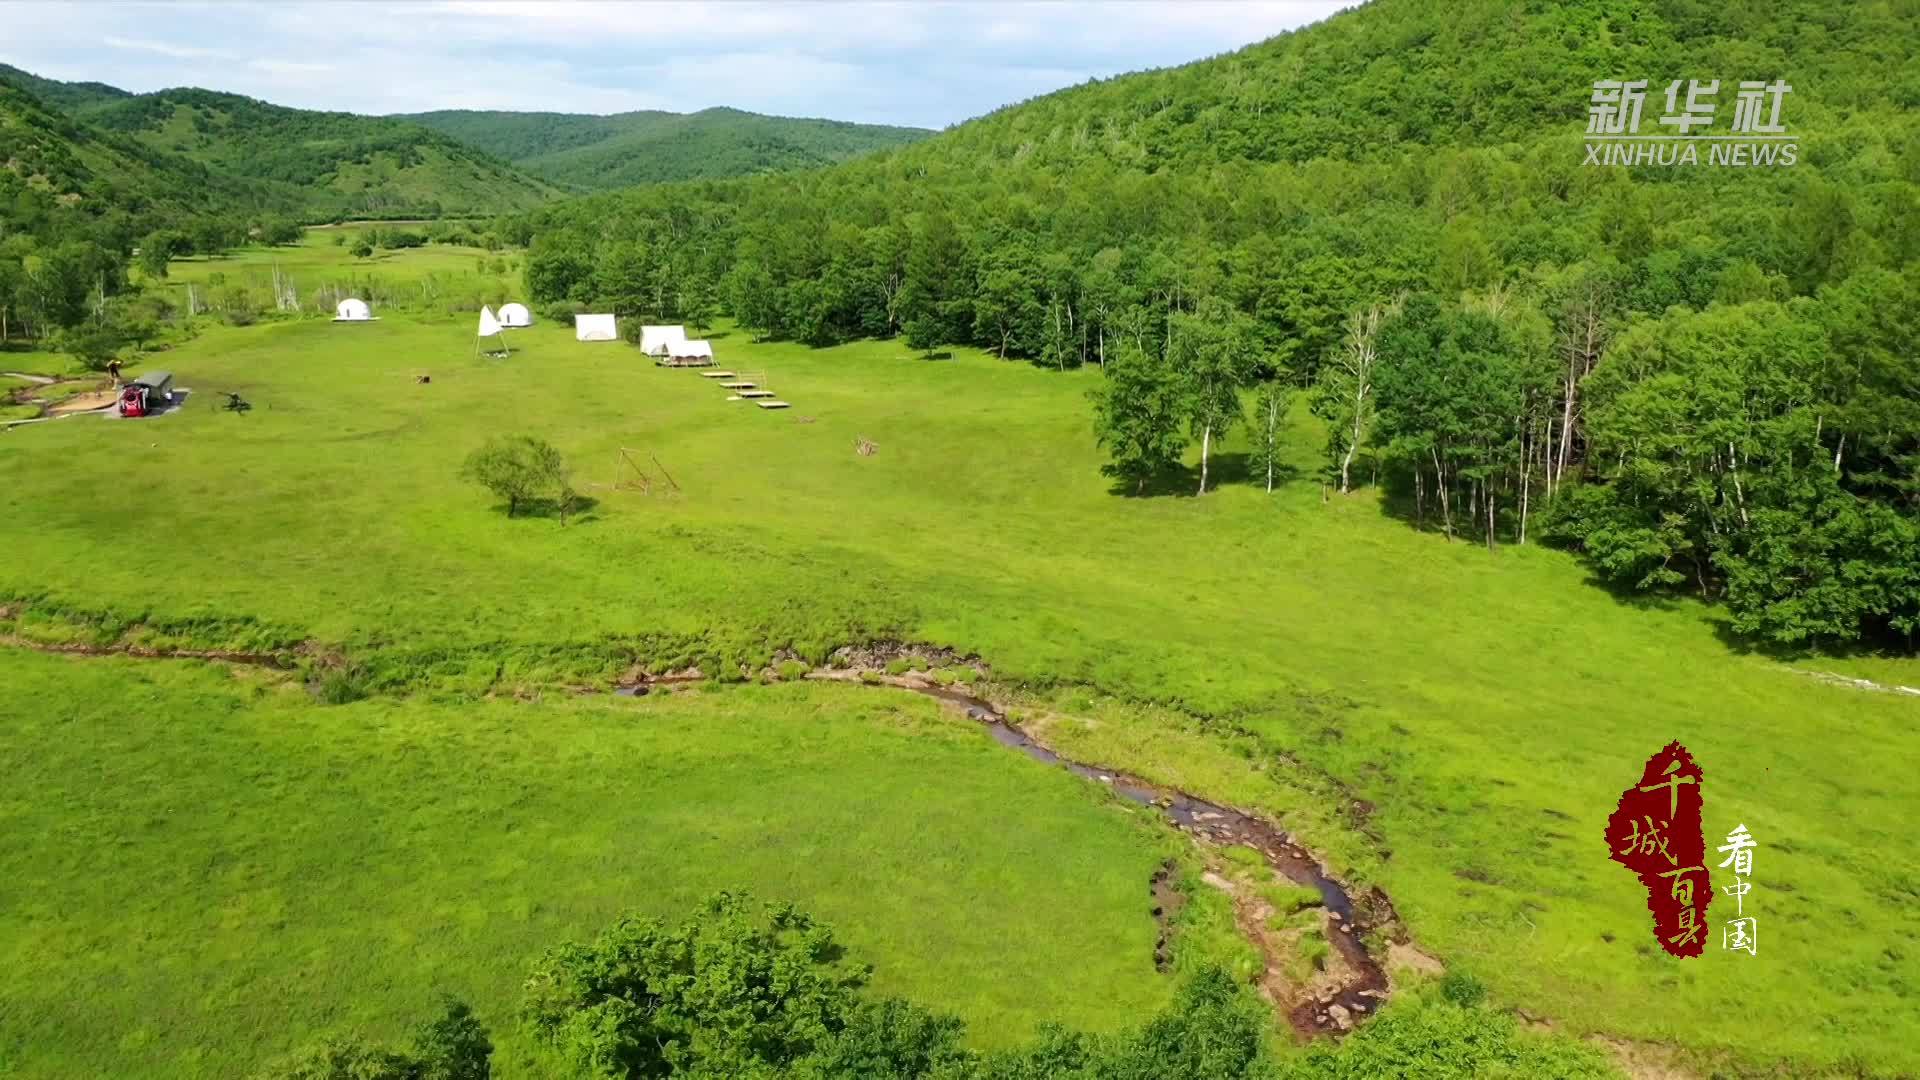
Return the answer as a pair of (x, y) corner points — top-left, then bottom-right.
(698, 370), (736, 379)
(737, 389), (776, 399)
(719, 381), (756, 389)
(755, 400), (791, 409)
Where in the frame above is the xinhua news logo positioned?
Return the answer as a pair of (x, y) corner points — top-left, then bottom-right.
(1585, 79), (1797, 167)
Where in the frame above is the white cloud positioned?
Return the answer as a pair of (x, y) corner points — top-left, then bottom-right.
(248, 60), (335, 75)
(103, 35), (233, 61)
(0, 1), (1348, 127)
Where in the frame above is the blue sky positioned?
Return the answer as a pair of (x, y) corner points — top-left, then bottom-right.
(3, 1), (1347, 128)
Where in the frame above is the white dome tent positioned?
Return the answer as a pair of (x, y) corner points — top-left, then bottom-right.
(499, 302), (532, 328)
(575, 314), (618, 342)
(334, 298), (373, 322)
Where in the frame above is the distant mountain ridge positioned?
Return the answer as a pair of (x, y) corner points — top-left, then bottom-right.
(398, 106), (933, 189)
(2, 63), (554, 218)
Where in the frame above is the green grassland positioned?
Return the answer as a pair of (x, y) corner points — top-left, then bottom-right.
(1, 242), (1915, 1076)
(0, 650), (1181, 1078)
(162, 231), (519, 293)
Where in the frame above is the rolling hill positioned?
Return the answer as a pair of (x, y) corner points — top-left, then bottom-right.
(1, 66), (559, 219)
(0, 62), (128, 114)
(78, 88), (560, 218)
(399, 106), (932, 189)
(0, 73), (259, 218)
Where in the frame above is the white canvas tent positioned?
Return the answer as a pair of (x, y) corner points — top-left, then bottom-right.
(670, 340), (714, 362)
(576, 314), (618, 342)
(638, 324), (687, 356)
(499, 302), (532, 328)
(477, 305), (508, 356)
(334, 298), (372, 322)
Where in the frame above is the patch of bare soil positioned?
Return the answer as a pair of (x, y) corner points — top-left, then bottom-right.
(822, 640), (984, 674)
(47, 390), (117, 415)
(1386, 940), (1445, 980)
(1149, 861), (1186, 973)
(0, 633), (297, 668)
(1586, 1035), (1699, 1080)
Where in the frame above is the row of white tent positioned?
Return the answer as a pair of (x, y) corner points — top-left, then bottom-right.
(634, 323), (714, 360)
(334, 298), (535, 327)
(572, 318), (715, 360)
(334, 300), (709, 361)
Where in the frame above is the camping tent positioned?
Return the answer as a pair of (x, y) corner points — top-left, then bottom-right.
(575, 314), (618, 342)
(478, 305), (508, 356)
(334, 298), (372, 322)
(499, 302), (532, 328)
(670, 340), (715, 362)
(638, 325), (687, 356)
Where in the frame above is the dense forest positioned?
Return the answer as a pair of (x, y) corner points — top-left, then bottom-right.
(512, 0), (1920, 649)
(401, 106), (931, 189)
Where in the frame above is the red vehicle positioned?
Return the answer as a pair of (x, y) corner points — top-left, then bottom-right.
(117, 371), (173, 418)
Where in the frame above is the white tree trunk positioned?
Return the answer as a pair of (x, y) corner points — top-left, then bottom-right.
(1198, 422), (1212, 495)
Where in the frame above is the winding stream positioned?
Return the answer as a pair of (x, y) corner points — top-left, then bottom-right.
(624, 667), (1397, 1037)
(0, 626), (1399, 1039)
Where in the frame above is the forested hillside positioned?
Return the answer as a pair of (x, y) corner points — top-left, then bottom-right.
(3, 66), (561, 219)
(515, 0), (1920, 649)
(76, 88), (558, 218)
(401, 106), (931, 188)
(0, 63), (128, 114)
(1, 73), (358, 355)
(0, 73), (296, 347)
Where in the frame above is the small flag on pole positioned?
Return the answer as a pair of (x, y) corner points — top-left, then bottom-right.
(477, 305), (508, 357)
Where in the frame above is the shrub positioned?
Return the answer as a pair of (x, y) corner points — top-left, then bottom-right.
(1439, 970), (1487, 1007)
(315, 667), (368, 705)
(256, 998), (490, 1080)
(539, 300), (585, 327)
(1297, 929), (1330, 973)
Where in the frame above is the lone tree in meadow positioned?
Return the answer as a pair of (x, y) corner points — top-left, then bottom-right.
(1091, 337), (1188, 494)
(461, 435), (576, 520)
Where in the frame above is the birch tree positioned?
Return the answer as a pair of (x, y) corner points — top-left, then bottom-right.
(1173, 298), (1256, 496)
(1313, 295), (1402, 493)
(1250, 382), (1288, 493)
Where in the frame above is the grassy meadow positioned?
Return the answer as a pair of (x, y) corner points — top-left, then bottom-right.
(0, 651), (1182, 1077)
(1, 238), (1915, 1076)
